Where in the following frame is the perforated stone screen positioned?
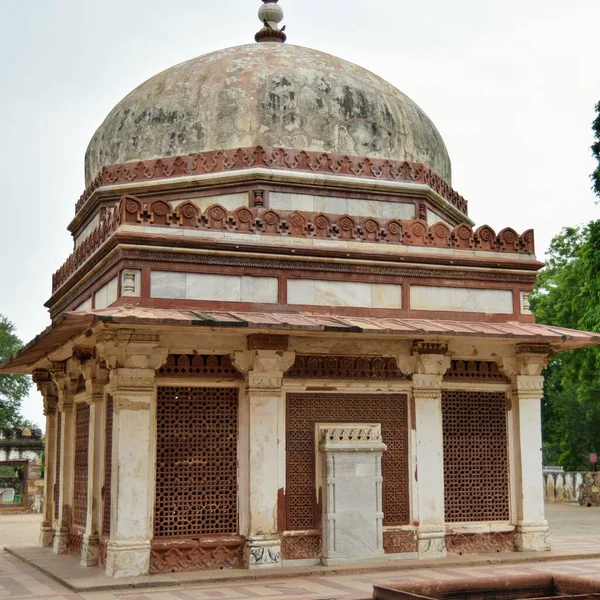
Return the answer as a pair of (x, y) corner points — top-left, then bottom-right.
(102, 395), (113, 537)
(73, 403), (90, 528)
(154, 386), (239, 539)
(286, 393), (409, 530)
(442, 390), (510, 522)
(54, 412), (61, 520)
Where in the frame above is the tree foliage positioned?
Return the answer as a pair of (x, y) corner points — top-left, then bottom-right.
(592, 101), (600, 199)
(0, 316), (31, 428)
(529, 222), (600, 470)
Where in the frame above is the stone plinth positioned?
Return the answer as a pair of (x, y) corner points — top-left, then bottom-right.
(319, 425), (387, 566)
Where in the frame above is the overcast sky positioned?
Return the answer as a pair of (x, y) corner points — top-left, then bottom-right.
(1, 0), (599, 428)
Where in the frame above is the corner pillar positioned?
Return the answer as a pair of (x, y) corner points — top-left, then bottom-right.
(33, 370), (58, 547)
(233, 335), (295, 569)
(405, 342), (451, 559)
(503, 344), (551, 552)
(97, 330), (168, 578)
(51, 363), (78, 554)
(80, 358), (109, 566)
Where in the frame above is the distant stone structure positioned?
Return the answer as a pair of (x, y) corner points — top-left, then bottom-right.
(0, 427), (44, 513)
(544, 471), (600, 506)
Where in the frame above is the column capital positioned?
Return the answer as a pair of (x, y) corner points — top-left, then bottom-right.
(500, 343), (551, 379)
(232, 349), (295, 394)
(81, 359), (110, 403)
(412, 373), (444, 400)
(515, 375), (544, 401)
(33, 370), (59, 415)
(397, 341), (451, 376)
(96, 329), (168, 370)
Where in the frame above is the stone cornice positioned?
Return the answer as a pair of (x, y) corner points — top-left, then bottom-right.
(74, 145), (469, 217)
(52, 193), (537, 295)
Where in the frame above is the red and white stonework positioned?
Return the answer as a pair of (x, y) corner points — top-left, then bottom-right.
(3, 0), (600, 579)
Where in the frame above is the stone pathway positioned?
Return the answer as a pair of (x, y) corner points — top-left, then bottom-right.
(0, 505), (599, 600)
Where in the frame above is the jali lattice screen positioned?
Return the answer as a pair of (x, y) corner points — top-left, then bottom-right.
(73, 403), (90, 528)
(442, 390), (510, 522)
(102, 395), (113, 537)
(54, 412), (62, 520)
(154, 386), (239, 539)
(286, 393), (409, 530)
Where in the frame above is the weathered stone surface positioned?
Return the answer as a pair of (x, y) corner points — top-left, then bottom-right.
(85, 44), (451, 185)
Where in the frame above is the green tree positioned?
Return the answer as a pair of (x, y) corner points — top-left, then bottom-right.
(0, 315), (31, 428)
(592, 101), (600, 198)
(530, 222), (600, 470)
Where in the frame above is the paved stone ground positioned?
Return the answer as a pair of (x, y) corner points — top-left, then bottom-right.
(0, 505), (599, 600)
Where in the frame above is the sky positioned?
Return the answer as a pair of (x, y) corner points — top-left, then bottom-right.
(1, 0), (599, 428)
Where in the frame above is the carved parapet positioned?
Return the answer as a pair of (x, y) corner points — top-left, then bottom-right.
(319, 425), (387, 452)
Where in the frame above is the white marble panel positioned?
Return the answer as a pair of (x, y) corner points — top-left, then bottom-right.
(185, 273), (241, 301)
(287, 279), (315, 305)
(314, 280), (372, 308)
(347, 199), (383, 218)
(410, 286), (514, 314)
(94, 276), (118, 309)
(240, 276), (278, 303)
(269, 192), (314, 212)
(75, 213), (100, 248)
(381, 202), (416, 220)
(372, 284), (402, 309)
(313, 196), (348, 214)
(288, 279), (402, 309)
(150, 271), (186, 299)
(74, 297), (92, 312)
(426, 208), (453, 228)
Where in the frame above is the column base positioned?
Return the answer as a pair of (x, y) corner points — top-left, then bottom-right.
(247, 537), (282, 569)
(417, 527), (446, 558)
(39, 521), (54, 547)
(106, 540), (151, 578)
(516, 521), (550, 552)
(52, 524), (68, 554)
(81, 534), (100, 567)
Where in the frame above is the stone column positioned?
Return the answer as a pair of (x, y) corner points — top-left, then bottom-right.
(503, 344), (551, 552)
(80, 358), (109, 566)
(33, 370), (58, 547)
(402, 342), (451, 559)
(233, 335), (295, 569)
(51, 363), (78, 554)
(97, 330), (168, 578)
(319, 425), (387, 566)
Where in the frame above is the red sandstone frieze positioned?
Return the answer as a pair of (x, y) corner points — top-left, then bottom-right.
(52, 194), (535, 293)
(75, 146), (469, 214)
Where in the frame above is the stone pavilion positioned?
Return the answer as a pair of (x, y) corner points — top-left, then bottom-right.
(3, 0), (600, 579)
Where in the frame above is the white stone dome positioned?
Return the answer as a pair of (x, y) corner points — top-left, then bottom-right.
(85, 43), (452, 186)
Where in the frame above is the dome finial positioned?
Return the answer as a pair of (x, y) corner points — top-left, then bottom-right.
(255, 0), (287, 43)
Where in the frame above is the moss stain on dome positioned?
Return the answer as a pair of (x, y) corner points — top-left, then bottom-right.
(85, 44), (451, 185)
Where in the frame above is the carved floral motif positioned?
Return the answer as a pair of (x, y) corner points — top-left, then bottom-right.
(286, 355), (407, 379)
(383, 530), (418, 554)
(281, 533), (321, 560)
(76, 146), (469, 214)
(54, 193), (536, 292)
(446, 532), (516, 554)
